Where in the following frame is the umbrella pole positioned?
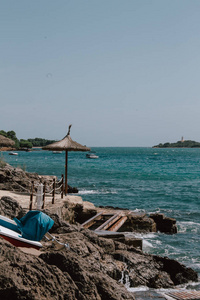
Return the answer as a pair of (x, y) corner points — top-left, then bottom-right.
(65, 151), (68, 195)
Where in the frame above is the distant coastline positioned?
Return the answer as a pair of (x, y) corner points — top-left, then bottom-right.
(153, 140), (200, 148)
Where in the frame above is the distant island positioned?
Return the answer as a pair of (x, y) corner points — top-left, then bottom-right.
(153, 140), (200, 148)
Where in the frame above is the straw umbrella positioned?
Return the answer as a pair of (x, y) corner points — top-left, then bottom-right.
(0, 134), (15, 148)
(42, 125), (90, 194)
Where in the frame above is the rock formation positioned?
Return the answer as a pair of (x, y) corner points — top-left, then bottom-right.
(150, 213), (177, 234)
(0, 196), (198, 300)
(0, 163), (78, 194)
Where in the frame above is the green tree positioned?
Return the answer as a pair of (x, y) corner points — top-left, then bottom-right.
(19, 139), (33, 149)
(28, 138), (57, 147)
(7, 131), (19, 149)
(0, 130), (7, 137)
(7, 130), (17, 140)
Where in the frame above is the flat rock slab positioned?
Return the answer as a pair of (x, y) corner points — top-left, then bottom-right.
(94, 230), (143, 249)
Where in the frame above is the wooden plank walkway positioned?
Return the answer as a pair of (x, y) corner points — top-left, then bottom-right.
(81, 210), (128, 232)
(81, 212), (104, 229)
(95, 212), (123, 231)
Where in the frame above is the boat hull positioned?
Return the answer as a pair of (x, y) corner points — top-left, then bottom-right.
(86, 154), (99, 159)
(0, 225), (42, 250)
(9, 152), (18, 155)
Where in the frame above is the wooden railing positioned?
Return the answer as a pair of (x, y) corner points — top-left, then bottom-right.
(29, 174), (64, 210)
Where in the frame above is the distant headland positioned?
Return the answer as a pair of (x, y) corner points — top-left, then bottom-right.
(0, 130), (57, 150)
(153, 138), (200, 148)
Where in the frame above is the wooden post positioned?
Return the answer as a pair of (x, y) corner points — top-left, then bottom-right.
(61, 174), (64, 199)
(65, 151), (68, 195)
(42, 181), (46, 209)
(29, 181), (34, 211)
(52, 178), (55, 204)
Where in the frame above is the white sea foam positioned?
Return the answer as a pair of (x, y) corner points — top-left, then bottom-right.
(155, 240), (162, 245)
(179, 221), (200, 226)
(191, 258), (200, 264)
(177, 221), (200, 233)
(143, 240), (154, 248)
(148, 208), (161, 214)
(127, 286), (149, 292)
(78, 189), (117, 195)
(133, 232), (157, 239)
(184, 281), (200, 288)
(190, 262), (200, 269)
(127, 282), (200, 296)
(132, 208), (145, 213)
(78, 190), (99, 195)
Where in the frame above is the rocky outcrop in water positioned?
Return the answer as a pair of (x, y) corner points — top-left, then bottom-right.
(150, 213), (177, 234)
(0, 196), (198, 299)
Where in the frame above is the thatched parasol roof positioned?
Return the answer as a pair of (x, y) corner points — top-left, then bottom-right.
(42, 125), (90, 152)
(0, 135), (15, 147)
(42, 125), (90, 194)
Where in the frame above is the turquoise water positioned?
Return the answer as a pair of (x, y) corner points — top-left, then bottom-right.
(2, 147), (200, 286)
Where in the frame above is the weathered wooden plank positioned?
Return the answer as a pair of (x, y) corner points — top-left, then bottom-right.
(108, 216), (128, 232)
(95, 213), (122, 231)
(81, 211), (104, 229)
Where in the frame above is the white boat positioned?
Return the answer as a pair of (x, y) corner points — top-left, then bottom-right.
(0, 215), (42, 250)
(9, 152), (18, 155)
(0, 225), (42, 250)
(86, 153), (99, 159)
(53, 151), (62, 154)
(0, 214), (43, 250)
(0, 213), (69, 250)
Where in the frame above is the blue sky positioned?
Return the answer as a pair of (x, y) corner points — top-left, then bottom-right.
(1, 0), (200, 146)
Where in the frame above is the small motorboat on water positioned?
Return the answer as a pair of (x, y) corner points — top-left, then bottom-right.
(9, 152), (18, 155)
(86, 152), (99, 159)
(53, 151), (63, 154)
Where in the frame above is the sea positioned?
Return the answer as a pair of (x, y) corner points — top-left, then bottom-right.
(2, 147), (200, 294)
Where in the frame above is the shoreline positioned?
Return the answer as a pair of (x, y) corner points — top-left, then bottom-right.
(0, 161), (200, 298)
(0, 190), (199, 299)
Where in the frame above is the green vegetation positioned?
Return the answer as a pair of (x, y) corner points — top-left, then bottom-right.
(153, 140), (200, 148)
(0, 130), (19, 148)
(19, 139), (32, 149)
(27, 138), (57, 147)
(0, 130), (57, 149)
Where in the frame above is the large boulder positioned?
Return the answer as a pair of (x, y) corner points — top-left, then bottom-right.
(149, 213), (177, 234)
(0, 196), (25, 219)
(119, 212), (157, 233)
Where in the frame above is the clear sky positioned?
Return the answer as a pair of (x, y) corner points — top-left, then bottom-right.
(1, 0), (200, 147)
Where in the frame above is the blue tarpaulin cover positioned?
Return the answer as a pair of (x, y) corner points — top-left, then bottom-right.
(14, 211), (54, 241)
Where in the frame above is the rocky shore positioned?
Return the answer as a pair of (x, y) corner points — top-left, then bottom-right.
(0, 164), (199, 299)
(0, 163), (78, 194)
(0, 196), (198, 300)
